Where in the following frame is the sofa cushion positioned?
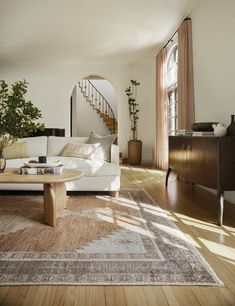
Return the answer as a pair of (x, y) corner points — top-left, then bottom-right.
(17, 136), (47, 157)
(3, 142), (29, 159)
(47, 136), (89, 156)
(6, 156), (120, 177)
(54, 156), (120, 177)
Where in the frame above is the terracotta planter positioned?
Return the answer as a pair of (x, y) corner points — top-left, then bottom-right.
(128, 140), (142, 165)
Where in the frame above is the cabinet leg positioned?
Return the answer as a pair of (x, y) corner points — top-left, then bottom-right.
(218, 191), (224, 226)
(165, 168), (171, 186)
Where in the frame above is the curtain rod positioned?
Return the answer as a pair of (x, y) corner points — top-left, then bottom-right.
(162, 17), (191, 50)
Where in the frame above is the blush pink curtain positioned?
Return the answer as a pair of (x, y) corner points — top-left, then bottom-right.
(155, 48), (169, 170)
(178, 19), (195, 129)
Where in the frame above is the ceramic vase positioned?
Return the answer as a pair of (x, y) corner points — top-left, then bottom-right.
(0, 151), (6, 173)
(227, 115), (235, 136)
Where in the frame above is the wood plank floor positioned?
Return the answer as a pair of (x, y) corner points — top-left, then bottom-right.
(1, 165), (235, 306)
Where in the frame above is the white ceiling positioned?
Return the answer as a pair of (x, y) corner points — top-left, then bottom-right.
(0, 0), (199, 65)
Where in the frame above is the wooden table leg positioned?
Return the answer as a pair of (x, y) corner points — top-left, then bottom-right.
(44, 182), (67, 226)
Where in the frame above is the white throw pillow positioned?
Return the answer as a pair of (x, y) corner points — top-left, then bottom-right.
(3, 142), (30, 159)
(88, 132), (117, 162)
(61, 143), (110, 161)
(47, 136), (89, 156)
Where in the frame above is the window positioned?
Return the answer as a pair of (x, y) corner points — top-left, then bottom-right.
(166, 45), (178, 135)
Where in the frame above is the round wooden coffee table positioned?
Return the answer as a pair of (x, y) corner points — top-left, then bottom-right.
(0, 168), (83, 227)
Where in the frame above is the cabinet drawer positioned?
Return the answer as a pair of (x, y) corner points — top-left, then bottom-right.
(219, 138), (235, 190)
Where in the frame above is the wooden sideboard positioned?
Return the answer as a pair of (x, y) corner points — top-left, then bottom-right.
(166, 136), (235, 225)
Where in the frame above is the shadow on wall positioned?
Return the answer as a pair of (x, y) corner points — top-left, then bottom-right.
(70, 75), (118, 137)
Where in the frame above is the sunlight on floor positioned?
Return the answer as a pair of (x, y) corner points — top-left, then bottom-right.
(96, 195), (140, 210)
(121, 165), (166, 176)
(199, 238), (235, 261)
(115, 220), (156, 239)
(175, 213), (218, 227)
(162, 237), (188, 251)
(95, 211), (156, 239)
(95, 193), (209, 250)
(184, 233), (201, 248)
(152, 222), (194, 245)
(146, 169), (166, 175)
(180, 219), (228, 236)
(140, 202), (165, 211)
(140, 202), (172, 215)
(94, 194), (182, 240)
(121, 166), (146, 172)
(134, 178), (162, 184)
(142, 207), (178, 221)
(220, 257), (235, 266)
(224, 225), (235, 233)
(99, 194), (180, 227)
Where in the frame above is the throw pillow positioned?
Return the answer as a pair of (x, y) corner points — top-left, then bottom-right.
(3, 142), (30, 159)
(88, 132), (117, 162)
(61, 143), (110, 161)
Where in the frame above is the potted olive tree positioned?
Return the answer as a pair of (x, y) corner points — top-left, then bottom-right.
(125, 80), (142, 165)
(0, 79), (44, 172)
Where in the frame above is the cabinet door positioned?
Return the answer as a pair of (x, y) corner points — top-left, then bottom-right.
(169, 136), (186, 178)
(219, 137), (235, 191)
(186, 137), (217, 188)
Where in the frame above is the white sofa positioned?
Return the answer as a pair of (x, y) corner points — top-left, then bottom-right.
(1, 136), (120, 194)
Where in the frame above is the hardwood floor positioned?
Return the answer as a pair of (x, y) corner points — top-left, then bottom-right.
(1, 165), (235, 306)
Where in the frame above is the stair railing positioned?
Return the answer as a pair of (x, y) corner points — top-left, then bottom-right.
(79, 79), (117, 133)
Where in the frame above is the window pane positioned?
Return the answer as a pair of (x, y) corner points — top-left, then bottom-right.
(167, 44), (178, 136)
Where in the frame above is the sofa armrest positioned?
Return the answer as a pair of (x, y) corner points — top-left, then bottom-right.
(111, 144), (119, 164)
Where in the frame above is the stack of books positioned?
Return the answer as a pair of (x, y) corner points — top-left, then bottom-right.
(176, 129), (193, 136)
(18, 160), (64, 175)
(192, 131), (215, 136)
(176, 130), (215, 136)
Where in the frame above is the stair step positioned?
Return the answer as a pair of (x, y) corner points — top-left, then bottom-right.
(100, 114), (108, 118)
(78, 80), (117, 133)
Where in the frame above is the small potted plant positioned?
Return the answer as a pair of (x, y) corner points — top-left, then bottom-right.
(0, 79), (44, 172)
(125, 80), (142, 165)
(0, 134), (16, 172)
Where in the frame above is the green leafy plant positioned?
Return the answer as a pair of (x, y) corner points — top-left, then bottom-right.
(0, 79), (44, 139)
(125, 80), (140, 141)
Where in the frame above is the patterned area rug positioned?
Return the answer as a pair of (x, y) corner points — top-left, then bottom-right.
(0, 189), (222, 285)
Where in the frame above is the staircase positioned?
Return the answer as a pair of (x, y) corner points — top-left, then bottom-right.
(78, 80), (117, 134)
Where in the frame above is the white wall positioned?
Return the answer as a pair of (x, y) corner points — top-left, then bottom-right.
(0, 60), (155, 162)
(191, 0), (235, 203)
(128, 61), (156, 162)
(192, 0), (235, 126)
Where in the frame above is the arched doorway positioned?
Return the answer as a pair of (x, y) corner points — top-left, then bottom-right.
(70, 75), (117, 137)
